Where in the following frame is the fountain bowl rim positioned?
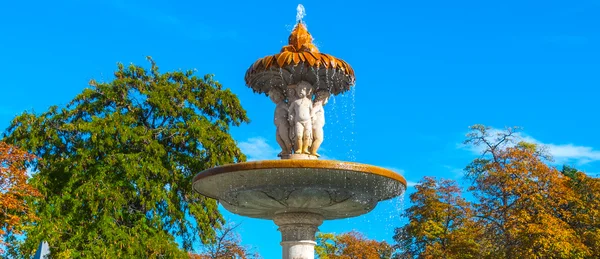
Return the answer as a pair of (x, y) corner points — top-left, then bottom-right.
(192, 159), (407, 188)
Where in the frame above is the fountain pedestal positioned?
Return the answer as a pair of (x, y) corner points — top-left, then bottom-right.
(274, 212), (324, 259)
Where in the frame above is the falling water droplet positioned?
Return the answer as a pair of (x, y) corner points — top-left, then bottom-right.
(347, 85), (357, 161)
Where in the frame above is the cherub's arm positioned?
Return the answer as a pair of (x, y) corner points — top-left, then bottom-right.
(311, 102), (320, 117)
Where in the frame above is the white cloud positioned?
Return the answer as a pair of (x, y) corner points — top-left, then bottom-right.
(539, 142), (600, 165)
(238, 137), (279, 161)
(460, 127), (600, 165)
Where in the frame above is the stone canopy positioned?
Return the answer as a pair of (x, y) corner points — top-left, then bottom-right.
(244, 22), (356, 96)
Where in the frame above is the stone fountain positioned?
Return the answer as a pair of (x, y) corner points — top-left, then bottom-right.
(193, 5), (406, 259)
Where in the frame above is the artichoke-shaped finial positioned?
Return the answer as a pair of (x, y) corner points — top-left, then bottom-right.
(285, 23), (319, 53)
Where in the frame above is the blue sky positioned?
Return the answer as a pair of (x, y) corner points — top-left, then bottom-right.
(1, 0), (599, 258)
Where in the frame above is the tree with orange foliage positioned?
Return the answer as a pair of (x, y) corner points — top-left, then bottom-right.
(0, 141), (40, 255)
(561, 165), (600, 258)
(464, 125), (589, 258)
(316, 231), (393, 259)
(189, 224), (260, 259)
(393, 177), (482, 259)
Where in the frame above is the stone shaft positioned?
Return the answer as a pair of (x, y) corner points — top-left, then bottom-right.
(274, 212), (324, 259)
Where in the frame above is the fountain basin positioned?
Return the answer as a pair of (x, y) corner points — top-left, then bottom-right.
(192, 160), (406, 220)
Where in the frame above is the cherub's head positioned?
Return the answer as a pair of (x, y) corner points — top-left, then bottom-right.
(268, 88), (285, 104)
(296, 81), (312, 98)
(286, 86), (296, 99)
(315, 90), (330, 105)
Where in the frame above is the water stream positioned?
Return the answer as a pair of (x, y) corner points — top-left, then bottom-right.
(296, 4), (306, 23)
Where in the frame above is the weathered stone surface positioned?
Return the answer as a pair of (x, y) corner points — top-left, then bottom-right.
(274, 212), (323, 259)
(192, 160), (407, 220)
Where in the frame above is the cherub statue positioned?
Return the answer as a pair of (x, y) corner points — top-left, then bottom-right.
(288, 81), (313, 154)
(269, 88), (292, 157)
(310, 90), (330, 157)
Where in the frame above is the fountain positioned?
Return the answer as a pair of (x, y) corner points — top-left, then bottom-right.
(193, 5), (406, 259)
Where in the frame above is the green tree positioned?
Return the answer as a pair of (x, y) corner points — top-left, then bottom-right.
(464, 125), (588, 258)
(316, 231), (393, 259)
(394, 177), (482, 259)
(2, 58), (249, 258)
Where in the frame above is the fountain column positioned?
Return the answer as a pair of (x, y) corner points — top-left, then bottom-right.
(274, 212), (324, 259)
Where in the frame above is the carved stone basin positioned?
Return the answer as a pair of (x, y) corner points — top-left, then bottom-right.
(192, 160), (407, 220)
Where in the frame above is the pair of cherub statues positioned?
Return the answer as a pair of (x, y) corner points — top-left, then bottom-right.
(270, 81), (329, 158)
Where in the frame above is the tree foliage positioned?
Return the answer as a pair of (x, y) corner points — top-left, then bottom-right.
(395, 125), (599, 259)
(394, 177), (481, 259)
(561, 166), (600, 258)
(316, 231), (393, 259)
(189, 223), (260, 259)
(2, 58), (249, 258)
(0, 142), (40, 255)
(464, 125), (588, 258)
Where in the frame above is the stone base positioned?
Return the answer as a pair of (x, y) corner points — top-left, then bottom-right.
(280, 153), (318, 160)
(274, 212), (324, 259)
